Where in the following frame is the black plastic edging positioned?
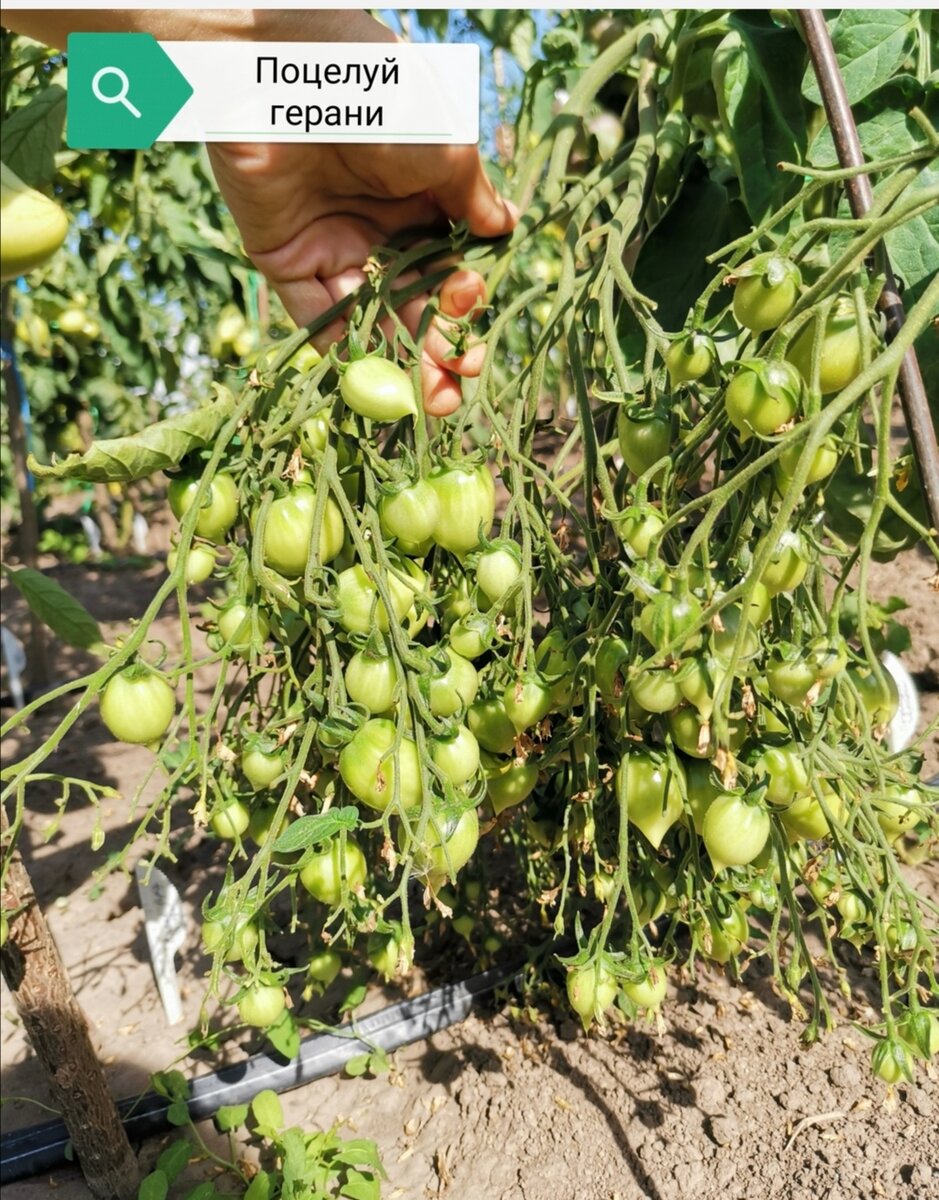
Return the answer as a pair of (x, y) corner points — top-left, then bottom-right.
(0, 960), (521, 1185)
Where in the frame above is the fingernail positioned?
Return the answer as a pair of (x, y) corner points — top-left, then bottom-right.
(504, 199), (521, 223)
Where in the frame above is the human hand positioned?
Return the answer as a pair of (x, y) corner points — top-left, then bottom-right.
(208, 140), (517, 416)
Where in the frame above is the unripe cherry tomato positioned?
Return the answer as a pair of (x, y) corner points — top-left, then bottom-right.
(339, 718), (423, 812)
(405, 806), (480, 883)
(639, 591), (703, 653)
(702, 793), (771, 872)
(617, 406), (671, 478)
(257, 486), (344, 575)
(428, 463), (496, 555)
(307, 948), (343, 987)
(482, 752), (539, 815)
(379, 480), (440, 547)
(777, 435), (840, 485)
(218, 603), (271, 653)
(615, 505), (665, 559)
(344, 649), (399, 714)
(210, 798), (251, 840)
(428, 648), (479, 717)
(666, 333), (715, 386)
(167, 543), (217, 585)
(753, 742), (810, 807)
(695, 905), (749, 963)
(238, 982), (286, 1028)
(241, 744), (283, 791)
(567, 962), (618, 1027)
(619, 753), (685, 849)
(629, 665), (683, 714)
(99, 664), (176, 747)
(476, 542), (522, 605)
(760, 531), (810, 595)
(731, 254), (801, 332)
(503, 675), (553, 731)
(168, 472), (239, 543)
(467, 696), (517, 754)
(725, 361), (802, 441)
(786, 296), (864, 394)
(449, 611), (495, 660)
(334, 562), (420, 635)
(299, 836), (368, 904)
(340, 356), (417, 421)
(430, 725), (481, 786)
(202, 913), (259, 963)
(622, 961), (668, 1011)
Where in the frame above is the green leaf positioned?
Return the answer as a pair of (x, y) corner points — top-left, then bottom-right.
(631, 160), (739, 330)
(250, 1090), (284, 1134)
(340, 1173), (382, 1200)
(336, 1140), (386, 1173)
(713, 14), (808, 222)
(4, 567), (105, 653)
(137, 1171), (169, 1200)
(244, 1172), (275, 1200)
(183, 1184), (218, 1200)
(27, 385), (236, 482)
(338, 980), (368, 1016)
(280, 1128), (308, 1190)
(264, 1010), (300, 1061)
(809, 78), (928, 165)
(802, 10), (917, 106)
(343, 1054), (370, 1078)
(167, 1100), (190, 1127)
(2, 86), (67, 188)
(272, 806), (359, 855)
(214, 1103), (249, 1133)
(156, 1138), (194, 1183)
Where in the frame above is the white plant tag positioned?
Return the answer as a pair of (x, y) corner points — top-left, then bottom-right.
(135, 862), (186, 1025)
(883, 651), (919, 753)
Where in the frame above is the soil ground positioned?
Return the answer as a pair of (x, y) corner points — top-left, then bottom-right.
(1, 528), (937, 1200)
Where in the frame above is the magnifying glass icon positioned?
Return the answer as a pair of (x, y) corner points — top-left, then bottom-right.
(91, 67), (141, 119)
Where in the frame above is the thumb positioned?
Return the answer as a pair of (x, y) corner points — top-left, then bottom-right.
(432, 148), (519, 238)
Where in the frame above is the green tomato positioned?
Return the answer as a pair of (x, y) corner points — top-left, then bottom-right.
(247, 802), (292, 848)
(694, 905), (749, 963)
(702, 794), (771, 872)
(467, 696), (517, 755)
(449, 611), (496, 660)
(476, 541), (522, 605)
(344, 649), (399, 714)
(684, 760), (722, 833)
(367, 930), (401, 980)
(786, 297), (864, 395)
(617, 406), (671, 478)
(872, 786), (921, 841)
(780, 787), (845, 842)
(241, 744), (284, 791)
(339, 718), (423, 812)
(379, 480), (440, 547)
(760, 531), (810, 595)
(307, 948), (343, 987)
(431, 725), (481, 786)
(639, 591), (703, 653)
(619, 752), (685, 849)
(340, 356), (417, 421)
(210, 798), (251, 840)
(168, 472), (239, 543)
(428, 648), (480, 717)
(710, 602), (760, 662)
(257, 486), (344, 575)
(777, 435), (840, 485)
(334, 562), (420, 635)
(567, 962), (618, 1028)
(666, 333), (715, 386)
(753, 743), (810, 808)
(299, 837), (368, 905)
(629, 665), (683, 714)
(731, 254), (801, 332)
(238, 983), (286, 1028)
(766, 654), (819, 708)
(167, 543), (217, 585)
(668, 705), (747, 759)
(483, 753), (539, 815)
(899, 1011), (939, 1061)
(428, 463), (496, 555)
(844, 665), (900, 727)
(503, 675), (553, 731)
(622, 962), (668, 1011)
(218, 603), (271, 653)
(725, 361), (802, 441)
(202, 912), (259, 964)
(615, 505), (665, 559)
(406, 806), (480, 883)
(100, 667), (176, 746)
(596, 636), (630, 706)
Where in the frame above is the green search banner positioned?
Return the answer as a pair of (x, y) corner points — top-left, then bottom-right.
(67, 33), (194, 149)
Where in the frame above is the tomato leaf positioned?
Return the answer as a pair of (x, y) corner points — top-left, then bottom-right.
(4, 567), (105, 654)
(182, 1186), (216, 1200)
(249, 1090), (284, 1134)
(264, 1010), (300, 1061)
(2, 84), (67, 188)
(712, 13), (808, 222)
(137, 1170), (169, 1200)
(27, 385), (236, 482)
(272, 806), (359, 854)
(244, 1172), (275, 1200)
(213, 1103), (249, 1133)
(155, 1138), (193, 1183)
(340, 1172), (383, 1200)
(343, 1053), (371, 1078)
(338, 980), (368, 1015)
(802, 9), (917, 106)
(166, 1100), (190, 1127)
